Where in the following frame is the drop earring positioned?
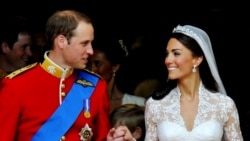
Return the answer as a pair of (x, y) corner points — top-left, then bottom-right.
(113, 71), (116, 77)
(192, 65), (196, 72)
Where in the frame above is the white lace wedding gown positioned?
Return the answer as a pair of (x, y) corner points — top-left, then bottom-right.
(145, 84), (243, 141)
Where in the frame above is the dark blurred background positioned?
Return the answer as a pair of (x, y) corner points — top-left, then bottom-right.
(2, 0), (250, 139)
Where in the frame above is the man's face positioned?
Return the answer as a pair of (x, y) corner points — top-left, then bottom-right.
(6, 32), (32, 70)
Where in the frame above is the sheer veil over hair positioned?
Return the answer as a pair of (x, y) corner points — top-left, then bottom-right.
(173, 25), (227, 95)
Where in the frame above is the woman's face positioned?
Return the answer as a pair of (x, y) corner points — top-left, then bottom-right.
(165, 38), (197, 80)
(87, 49), (114, 82)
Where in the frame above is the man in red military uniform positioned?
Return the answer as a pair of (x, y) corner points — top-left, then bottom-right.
(0, 10), (110, 141)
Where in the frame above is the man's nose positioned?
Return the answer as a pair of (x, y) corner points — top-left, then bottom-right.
(26, 46), (33, 56)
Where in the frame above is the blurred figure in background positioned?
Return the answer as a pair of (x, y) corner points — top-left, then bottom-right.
(87, 36), (146, 113)
(30, 30), (48, 63)
(0, 16), (32, 79)
(134, 78), (161, 99)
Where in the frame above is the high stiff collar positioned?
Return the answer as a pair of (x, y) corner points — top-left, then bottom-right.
(41, 51), (73, 79)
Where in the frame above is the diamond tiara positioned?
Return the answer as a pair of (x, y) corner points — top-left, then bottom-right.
(172, 25), (202, 44)
(118, 39), (129, 56)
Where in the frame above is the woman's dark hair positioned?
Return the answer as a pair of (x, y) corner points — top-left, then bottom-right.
(91, 36), (131, 93)
(92, 37), (128, 66)
(152, 33), (218, 100)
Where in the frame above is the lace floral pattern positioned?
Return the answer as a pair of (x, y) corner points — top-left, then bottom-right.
(145, 84), (243, 141)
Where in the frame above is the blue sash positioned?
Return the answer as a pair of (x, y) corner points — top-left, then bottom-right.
(31, 71), (98, 141)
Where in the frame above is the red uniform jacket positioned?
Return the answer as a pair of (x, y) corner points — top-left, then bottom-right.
(0, 63), (110, 141)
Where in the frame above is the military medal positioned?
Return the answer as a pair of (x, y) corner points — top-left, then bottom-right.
(83, 99), (91, 118)
(84, 111), (90, 118)
(79, 123), (93, 141)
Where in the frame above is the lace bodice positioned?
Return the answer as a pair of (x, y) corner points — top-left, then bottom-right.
(145, 84), (243, 141)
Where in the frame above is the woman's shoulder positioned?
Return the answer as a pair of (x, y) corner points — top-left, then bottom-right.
(122, 93), (146, 106)
(204, 90), (236, 106)
(146, 88), (179, 106)
(123, 93), (145, 99)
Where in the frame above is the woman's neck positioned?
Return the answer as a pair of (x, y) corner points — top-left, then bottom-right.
(178, 75), (200, 101)
(110, 85), (124, 100)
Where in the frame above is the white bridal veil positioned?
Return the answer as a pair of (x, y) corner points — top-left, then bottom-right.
(172, 25), (227, 95)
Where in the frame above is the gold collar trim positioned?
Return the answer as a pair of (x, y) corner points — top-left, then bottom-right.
(41, 51), (73, 78)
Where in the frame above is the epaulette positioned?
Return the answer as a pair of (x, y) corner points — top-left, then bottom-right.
(6, 63), (37, 79)
(0, 69), (8, 79)
(83, 69), (104, 79)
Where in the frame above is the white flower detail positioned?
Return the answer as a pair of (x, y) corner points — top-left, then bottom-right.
(47, 65), (56, 74)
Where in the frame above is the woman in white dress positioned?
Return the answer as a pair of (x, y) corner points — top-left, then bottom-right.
(145, 25), (243, 141)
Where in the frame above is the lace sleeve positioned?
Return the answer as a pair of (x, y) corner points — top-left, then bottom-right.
(223, 97), (243, 141)
(145, 98), (158, 141)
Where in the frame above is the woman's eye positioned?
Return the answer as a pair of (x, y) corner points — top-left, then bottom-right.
(174, 52), (180, 56)
(94, 61), (102, 67)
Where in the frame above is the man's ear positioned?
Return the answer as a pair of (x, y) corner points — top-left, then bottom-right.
(56, 35), (68, 49)
(1, 42), (10, 54)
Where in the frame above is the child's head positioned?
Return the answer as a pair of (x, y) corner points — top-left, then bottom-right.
(109, 104), (145, 141)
